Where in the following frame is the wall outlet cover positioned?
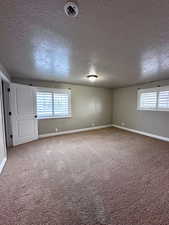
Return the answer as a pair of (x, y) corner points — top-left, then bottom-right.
(55, 128), (58, 132)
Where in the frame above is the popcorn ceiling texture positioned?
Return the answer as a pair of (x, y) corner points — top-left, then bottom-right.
(1, 0), (169, 87)
(0, 127), (169, 225)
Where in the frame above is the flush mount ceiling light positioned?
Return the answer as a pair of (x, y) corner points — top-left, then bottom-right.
(64, 2), (79, 17)
(87, 75), (98, 82)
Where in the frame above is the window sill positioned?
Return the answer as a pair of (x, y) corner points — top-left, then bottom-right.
(137, 108), (157, 111)
(38, 116), (72, 120)
(137, 108), (169, 112)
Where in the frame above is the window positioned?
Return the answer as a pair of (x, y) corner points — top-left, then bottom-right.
(158, 90), (169, 110)
(137, 86), (169, 111)
(36, 88), (71, 119)
(139, 91), (157, 110)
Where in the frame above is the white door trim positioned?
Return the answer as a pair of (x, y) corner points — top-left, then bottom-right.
(0, 157), (7, 174)
(0, 77), (7, 173)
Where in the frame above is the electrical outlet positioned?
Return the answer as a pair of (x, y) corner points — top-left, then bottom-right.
(55, 128), (58, 132)
(121, 122), (126, 126)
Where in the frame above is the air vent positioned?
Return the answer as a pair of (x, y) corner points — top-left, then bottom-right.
(64, 2), (79, 17)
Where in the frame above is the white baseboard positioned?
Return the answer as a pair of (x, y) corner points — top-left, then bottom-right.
(0, 157), (7, 175)
(112, 124), (169, 142)
(39, 124), (112, 139)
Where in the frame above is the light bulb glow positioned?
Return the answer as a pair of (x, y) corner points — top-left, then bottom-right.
(87, 75), (98, 82)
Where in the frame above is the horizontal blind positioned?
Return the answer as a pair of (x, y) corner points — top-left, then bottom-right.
(37, 92), (53, 117)
(158, 90), (169, 109)
(36, 89), (71, 119)
(140, 92), (157, 109)
(54, 93), (71, 117)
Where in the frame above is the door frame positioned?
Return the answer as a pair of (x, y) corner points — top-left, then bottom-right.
(0, 76), (7, 174)
(2, 81), (13, 147)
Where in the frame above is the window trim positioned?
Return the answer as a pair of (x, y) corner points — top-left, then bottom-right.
(137, 85), (169, 112)
(36, 87), (72, 119)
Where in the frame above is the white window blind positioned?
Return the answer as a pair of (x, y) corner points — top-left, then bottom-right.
(140, 92), (157, 109)
(36, 89), (71, 119)
(37, 92), (53, 117)
(137, 86), (169, 111)
(158, 91), (169, 109)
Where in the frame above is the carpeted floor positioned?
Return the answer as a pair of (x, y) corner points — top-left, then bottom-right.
(0, 127), (169, 225)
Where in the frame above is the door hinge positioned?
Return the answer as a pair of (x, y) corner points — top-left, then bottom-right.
(9, 112), (12, 116)
(10, 134), (13, 139)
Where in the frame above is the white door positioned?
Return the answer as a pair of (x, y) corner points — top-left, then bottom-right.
(10, 83), (38, 146)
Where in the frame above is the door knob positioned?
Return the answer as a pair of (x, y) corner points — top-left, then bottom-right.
(35, 115), (37, 118)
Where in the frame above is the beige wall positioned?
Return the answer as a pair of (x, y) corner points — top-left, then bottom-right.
(13, 78), (169, 139)
(112, 79), (169, 138)
(13, 78), (112, 135)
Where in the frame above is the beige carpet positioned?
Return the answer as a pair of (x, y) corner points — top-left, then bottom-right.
(0, 127), (169, 225)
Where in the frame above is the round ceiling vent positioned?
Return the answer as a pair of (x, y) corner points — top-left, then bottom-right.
(64, 2), (79, 17)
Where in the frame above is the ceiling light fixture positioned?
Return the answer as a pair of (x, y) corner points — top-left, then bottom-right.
(87, 75), (98, 82)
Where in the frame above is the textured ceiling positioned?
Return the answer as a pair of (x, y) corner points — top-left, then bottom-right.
(1, 0), (169, 87)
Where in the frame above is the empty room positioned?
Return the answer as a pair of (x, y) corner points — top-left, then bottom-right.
(0, 1), (169, 224)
